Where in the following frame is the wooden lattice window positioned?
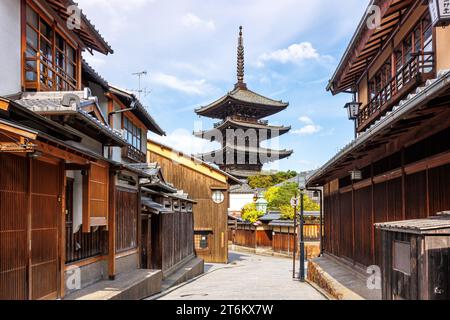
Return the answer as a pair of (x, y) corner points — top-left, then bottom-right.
(24, 4), (79, 91)
(194, 232), (210, 250)
(82, 162), (109, 232)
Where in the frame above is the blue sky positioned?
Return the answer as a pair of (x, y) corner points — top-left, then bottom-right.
(77, 0), (368, 172)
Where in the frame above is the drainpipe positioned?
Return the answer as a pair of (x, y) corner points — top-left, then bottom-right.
(107, 99), (138, 124)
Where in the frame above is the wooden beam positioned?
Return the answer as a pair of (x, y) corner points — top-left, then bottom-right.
(0, 99), (10, 111)
(64, 163), (90, 171)
(35, 141), (91, 165)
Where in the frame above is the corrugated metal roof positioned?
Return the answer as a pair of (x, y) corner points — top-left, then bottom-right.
(375, 215), (450, 233)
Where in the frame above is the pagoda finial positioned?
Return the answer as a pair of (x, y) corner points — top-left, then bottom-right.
(236, 26), (246, 89)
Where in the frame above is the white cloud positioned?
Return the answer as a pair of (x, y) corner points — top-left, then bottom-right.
(149, 72), (211, 95)
(181, 13), (215, 30)
(298, 116), (314, 125)
(292, 116), (322, 136)
(257, 42), (331, 67)
(82, 54), (106, 69)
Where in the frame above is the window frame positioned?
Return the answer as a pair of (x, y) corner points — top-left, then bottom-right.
(23, 2), (80, 92)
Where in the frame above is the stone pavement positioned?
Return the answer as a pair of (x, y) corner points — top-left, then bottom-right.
(156, 251), (326, 300)
(309, 255), (382, 300)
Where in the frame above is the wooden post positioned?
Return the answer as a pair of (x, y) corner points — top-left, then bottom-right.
(59, 160), (66, 298)
(401, 148), (406, 220)
(137, 187), (142, 269)
(351, 180), (356, 265)
(27, 157), (32, 300)
(108, 170), (116, 280)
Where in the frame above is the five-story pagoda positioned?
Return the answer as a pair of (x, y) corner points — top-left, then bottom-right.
(194, 27), (293, 179)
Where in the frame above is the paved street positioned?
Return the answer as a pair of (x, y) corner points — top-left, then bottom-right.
(157, 251), (326, 300)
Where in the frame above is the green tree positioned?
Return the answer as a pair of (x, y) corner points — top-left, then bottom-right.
(265, 182), (320, 217)
(241, 203), (265, 224)
(247, 170), (297, 189)
(265, 182), (299, 209)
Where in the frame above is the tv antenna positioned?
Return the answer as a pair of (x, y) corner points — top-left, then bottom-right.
(130, 71), (151, 100)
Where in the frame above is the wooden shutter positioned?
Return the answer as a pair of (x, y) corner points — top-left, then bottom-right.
(83, 162), (109, 232)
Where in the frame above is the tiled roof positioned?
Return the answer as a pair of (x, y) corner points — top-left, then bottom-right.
(14, 91), (126, 144)
(230, 183), (256, 194)
(108, 85), (166, 136)
(375, 215), (450, 233)
(196, 87), (288, 116)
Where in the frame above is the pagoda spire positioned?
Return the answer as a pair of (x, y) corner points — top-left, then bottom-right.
(236, 26), (247, 89)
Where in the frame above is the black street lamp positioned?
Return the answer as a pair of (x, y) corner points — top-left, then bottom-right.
(344, 101), (361, 139)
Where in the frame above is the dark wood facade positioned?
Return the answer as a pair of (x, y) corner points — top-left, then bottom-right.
(147, 140), (240, 263)
(308, 0), (450, 283)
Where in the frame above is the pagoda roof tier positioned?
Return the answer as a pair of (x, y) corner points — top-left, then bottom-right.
(196, 145), (293, 163)
(195, 86), (289, 120)
(194, 117), (291, 140)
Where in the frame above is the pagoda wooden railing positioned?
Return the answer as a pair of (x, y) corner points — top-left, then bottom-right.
(357, 52), (435, 132)
(214, 116), (269, 128)
(24, 52), (78, 92)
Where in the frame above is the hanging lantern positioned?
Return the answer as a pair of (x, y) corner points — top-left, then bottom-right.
(344, 102), (361, 121)
(428, 0), (450, 27)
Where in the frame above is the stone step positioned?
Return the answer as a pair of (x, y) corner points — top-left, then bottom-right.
(64, 269), (162, 300)
(161, 257), (204, 291)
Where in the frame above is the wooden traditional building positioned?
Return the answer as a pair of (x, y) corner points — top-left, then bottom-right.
(194, 27), (293, 179)
(307, 0), (450, 274)
(140, 164), (202, 279)
(147, 140), (241, 263)
(0, 0), (194, 300)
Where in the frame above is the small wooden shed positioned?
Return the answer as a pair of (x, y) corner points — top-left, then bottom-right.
(375, 213), (450, 300)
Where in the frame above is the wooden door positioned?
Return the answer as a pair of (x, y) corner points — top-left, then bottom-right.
(141, 216), (151, 269)
(0, 154), (29, 300)
(30, 159), (60, 300)
(0, 155), (60, 300)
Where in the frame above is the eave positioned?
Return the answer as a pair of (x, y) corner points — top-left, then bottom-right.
(108, 86), (166, 136)
(309, 70), (450, 187)
(193, 118), (291, 139)
(328, 0), (417, 95)
(43, 0), (113, 55)
(195, 89), (289, 120)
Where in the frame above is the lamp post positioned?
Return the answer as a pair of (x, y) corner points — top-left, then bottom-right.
(299, 188), (305, 282)
(344, 101), (361, 139)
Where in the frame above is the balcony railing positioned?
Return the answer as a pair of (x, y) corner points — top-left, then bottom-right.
(357, 52), (435, 132)
(24, 53), (78, 92)
(122, 145), (146, 163)
(214, 116), (269, 128)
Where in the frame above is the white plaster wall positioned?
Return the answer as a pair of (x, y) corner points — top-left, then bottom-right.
(0, 0), (21, 96)
(66, 171), (83, 233)
(229, 193), (255, 212)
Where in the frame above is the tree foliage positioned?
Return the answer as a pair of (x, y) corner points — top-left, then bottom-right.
(241, 203), (265, 224)
(265, 182), (320, 218)
(247, 171), (298, 189)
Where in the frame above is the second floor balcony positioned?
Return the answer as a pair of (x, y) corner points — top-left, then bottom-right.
(122, 145), (147, 163)
(357, 52), (435, 132)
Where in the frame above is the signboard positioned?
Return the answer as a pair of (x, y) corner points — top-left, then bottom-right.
(429, 0), (450, 27)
